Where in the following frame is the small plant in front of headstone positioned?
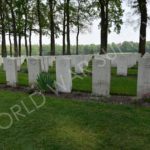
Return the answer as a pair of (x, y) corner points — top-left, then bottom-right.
(36, 72), (54, 93)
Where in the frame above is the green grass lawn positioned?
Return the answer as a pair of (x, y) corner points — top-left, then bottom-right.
(0, 63), (138, 96)
(0, 90), (150, 149)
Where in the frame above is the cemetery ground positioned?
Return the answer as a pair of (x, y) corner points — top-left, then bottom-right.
(0, 89), (150, 149)
(1, 61), (150, 149)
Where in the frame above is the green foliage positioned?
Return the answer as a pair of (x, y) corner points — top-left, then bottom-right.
(13, 41), (149, 55)
(92, 0), (124, 34)
(108, 0), (124, 33)
(37, 72), (54, 92)
(1, 41), (150, 55)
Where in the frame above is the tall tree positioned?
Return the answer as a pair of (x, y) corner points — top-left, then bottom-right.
(129, 0), (148, 55)
(16, 0), (25, 56)
(138, 0), (147, 56)
(24, 0), (29, 56)
(62, 0), (66, 55)
(0, 0), (7, 57)
(8, 29), (12, 56)
(74, 0), (94, 54)
(37, 0), (43, 56)
(36, 0), (47, 56)
(93, 0), (123, 54)
(6, 0), (19, 57)
(5, 4), (12, 56)
(28, 0), (37, 56)
(48, 0), (56, 55)
(99, 0), (108, 54)
(66, 0), (71, 55)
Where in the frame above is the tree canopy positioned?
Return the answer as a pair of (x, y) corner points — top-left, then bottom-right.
(0, 0), (149, 56)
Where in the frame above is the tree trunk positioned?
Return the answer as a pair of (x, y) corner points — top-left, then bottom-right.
(37, 0), (43, 56)
(12, 13), (18, 57)
(1, 19), (7, 57)
(0, 0), (7, 57)
(66, 0), (71, 55)
(6, 0), (18, 57)
(49, 0), (55, 55)
(100, 1), (108, 54)
(76, 3), (80, 55)
(25, 18), (28, 56)
(18, 34), (22, 56)
(29, 27), (32, 56)
(138, 0), (147, 56)
(62, 0), (66, 55)
(39, 28), (43, 56)
(76, 25), (79, 55)
(25, 32), (28, 56)
(24, 0), (28, 56)
(62, 18), (66, 55)
(9, 30), (12, 57)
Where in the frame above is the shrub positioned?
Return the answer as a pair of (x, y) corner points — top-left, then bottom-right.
(37, 72), (54, 92)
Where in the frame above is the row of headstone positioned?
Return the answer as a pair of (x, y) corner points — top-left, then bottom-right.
(3, 56), (92, 92)
(28, 55), (92, 74)
(3, 56), (110, 96)
(3, 53), (150, 98)
(110, 53), (140, 68)
(116, 53), (140, 76)
(94, 53), (141, 76)
(2, 52), (140, 77)
(3, 56), (26, 71)
(40, 56), (55, 72)
(94, 53), (150, 97)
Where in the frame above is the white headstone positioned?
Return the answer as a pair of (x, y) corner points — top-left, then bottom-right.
(5, 58), (18, 86)
(40, 56), (49, 72)
(27, 57), (42, 86)
(95, 53), (117, 67)
(70, 55), (76, 67)
(107, 53), (139, 68)
(106, 53), (118, 67)
(74, 55), (85, 74)
(126, 53), (139, 68)
(70, 55), (92, 69)
(137, 57), (150, 98)
(3, 57), (7, 71)
(104, 53), (118, 67)
(0, 57), (3, 66)
(56, 56), (72, 93)
(16, 57), (22, 71)
(116, 55), (128, 76)
(92, 58), (111, 96)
